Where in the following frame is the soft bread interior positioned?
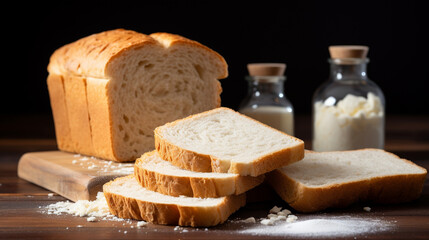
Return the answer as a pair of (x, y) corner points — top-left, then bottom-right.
(280, 149), (427, 187)
(158, 108), (302, 164)
(104, 38), (223, 161)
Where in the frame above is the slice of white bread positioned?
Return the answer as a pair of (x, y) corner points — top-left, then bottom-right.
(155, 107), (304, 176)
(266, 149), (427, 213)
(134, 151), (265, 198)
(103, 175), (245, 227)
(47, 29), (228, 162)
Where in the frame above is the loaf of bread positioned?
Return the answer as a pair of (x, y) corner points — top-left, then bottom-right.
(134, 151), (265, 198)
(103, 175), (245, 227)
(266, 149), (427, 213)
(47, 29), (228, 162)
(155, 107), (305, 176)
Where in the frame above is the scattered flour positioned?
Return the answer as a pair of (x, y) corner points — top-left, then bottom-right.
(44, 192), (114, 219)
(137, 221), (148, 227)
(70, 155), (134, 175)
(233, 205), (394, 237)
(240, 216), (394, 237)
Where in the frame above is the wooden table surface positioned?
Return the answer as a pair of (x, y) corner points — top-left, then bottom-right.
(1, 114), (428, 240)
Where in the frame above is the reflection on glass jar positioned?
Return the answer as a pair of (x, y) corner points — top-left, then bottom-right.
(239, 63), (294, 136)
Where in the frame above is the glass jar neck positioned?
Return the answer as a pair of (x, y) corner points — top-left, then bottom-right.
(246, 76), (285, 94)
(329, 58), (369, 81)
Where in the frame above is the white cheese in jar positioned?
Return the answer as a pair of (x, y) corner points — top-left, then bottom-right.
(313, 93), (384, 151)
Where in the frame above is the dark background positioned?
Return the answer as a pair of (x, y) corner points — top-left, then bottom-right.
(2, 0), (428, 133)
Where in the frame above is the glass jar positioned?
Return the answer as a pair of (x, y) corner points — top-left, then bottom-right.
(312, 46), (385, 151)
(238, 63), (294, 136)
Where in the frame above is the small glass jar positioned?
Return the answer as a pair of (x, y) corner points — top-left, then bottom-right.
(312, 46), (385, 151)
(238, 63), (294, 136)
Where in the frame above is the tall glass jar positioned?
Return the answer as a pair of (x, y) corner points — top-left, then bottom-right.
(312, 46), (385, 151)
(239, 63), (294, 136)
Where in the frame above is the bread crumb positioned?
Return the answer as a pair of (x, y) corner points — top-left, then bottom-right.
(242, 217), (256, 223)
(76, 225), (83, 228)
(261, 219), (274, 225)
(137, 221), (148, 227)
(123, 231), (127, 234)
(363, 207), (371, 212)
(269, 206), (282, 214)
(280, 209), (291, 215)
(48, 193), (54, 197)
(286, 215), (298, 223)
(72, 160), (78, 164)
(87, 217), (97, 222)
(174, 226), (180, 231)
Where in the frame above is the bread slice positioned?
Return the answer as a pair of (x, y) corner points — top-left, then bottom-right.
(266, 149), (427, 213)
(47, 29), (228, 162)
(103, 175), (245, 227)
(155, 107), (304, 176)
(134, 151), (265, 198)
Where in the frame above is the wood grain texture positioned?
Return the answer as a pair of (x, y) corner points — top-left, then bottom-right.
(17, 151), (132, 201)
(1, 115), (429, 239)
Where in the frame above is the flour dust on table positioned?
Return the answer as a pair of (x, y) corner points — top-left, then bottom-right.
(238, 215), (395, 237)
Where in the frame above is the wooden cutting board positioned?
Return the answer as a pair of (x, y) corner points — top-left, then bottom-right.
(17, 151), (134, 202)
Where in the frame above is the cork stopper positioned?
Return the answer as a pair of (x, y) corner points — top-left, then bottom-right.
(329, 45), (369, 59)
(247, 63), (286, 76)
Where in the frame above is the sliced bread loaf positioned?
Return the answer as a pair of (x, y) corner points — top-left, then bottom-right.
(154, 107), (304, 176)
(103, 175), (245, 227)
(134, 151), (265, 198)
(266, 149), (427, 213)
(47, 29), (227, 162)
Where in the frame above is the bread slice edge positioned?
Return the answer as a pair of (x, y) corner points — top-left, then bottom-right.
(103, 175), (246, 227)
(134, 151), (265, 198)
(266, 149), (427, 213)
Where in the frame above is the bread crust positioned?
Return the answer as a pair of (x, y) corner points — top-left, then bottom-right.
(155, 107), (304, 176)
(86, 77), (116, 161)
(103, 175), (245, 227)
(47, 74), (73, 152)
(48, 29), (228, 79)
(266, 149), (427, 213)
(149, 32), (228, 79)
(63, 75), (94, 156)
(134, 151), (264, 198)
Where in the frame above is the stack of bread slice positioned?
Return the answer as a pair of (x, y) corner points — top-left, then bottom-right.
(103, 107), (427, 227)
(103, 107), (305, 227)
